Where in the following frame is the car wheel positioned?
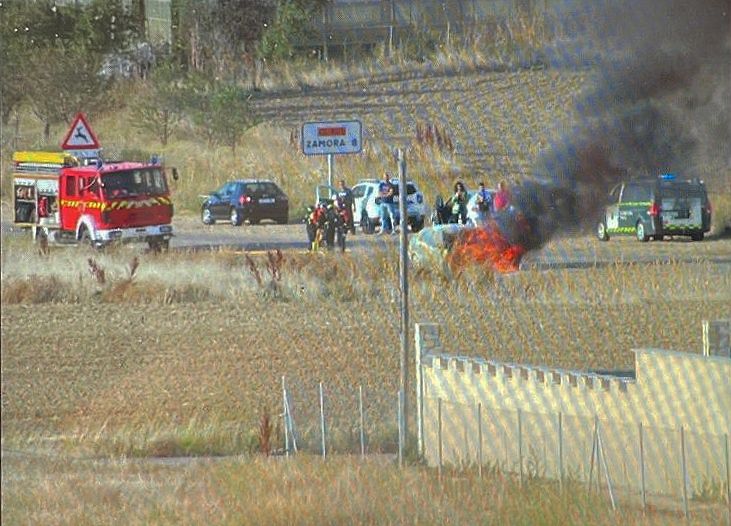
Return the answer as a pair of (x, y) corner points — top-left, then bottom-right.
(249, 218), (260, 225)
(361, 213), (375, 234)
(230, 207), (243, 226)
(201, 207), (215, 225)
(636, 221), (649, 242)
(277, 214), (288, 225)
(597, 221), (610, 241)
(691, 231), (704, 241)
(411, 217), (425, 233)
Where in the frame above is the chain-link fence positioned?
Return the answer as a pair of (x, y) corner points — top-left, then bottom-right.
(281, 376), (399, 457)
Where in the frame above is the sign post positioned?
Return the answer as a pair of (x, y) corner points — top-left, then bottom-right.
(397, 148), (409, 465)
(301, 120), (362, 187)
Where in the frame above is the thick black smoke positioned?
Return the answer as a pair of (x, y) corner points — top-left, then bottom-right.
(511, 0), (730, 248)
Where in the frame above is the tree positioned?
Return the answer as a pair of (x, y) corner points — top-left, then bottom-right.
(180, 73), (218, 146)
(0, 3), (27, 125)
(257, 1), (318, 62)
(208, 84), (261, 153)
(130, 64), (186, 146)
(72, 0), (141, 54)
(1, 0), (141, 134)
(25, 44), (109, 142)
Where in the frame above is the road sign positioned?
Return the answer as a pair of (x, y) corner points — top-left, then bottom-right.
(61, 113), (100, 150)
(302, 120), (362, 156)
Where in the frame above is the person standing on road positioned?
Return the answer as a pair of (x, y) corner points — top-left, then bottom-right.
(493, 180), (511, 212)
(446, 181), (468, 224)
(378, 172), (397, 234)
(474, 181), (493, 225)
(336, 179), (356, 234)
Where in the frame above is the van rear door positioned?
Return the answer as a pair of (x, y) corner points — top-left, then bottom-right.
(660, 183), (703, 232)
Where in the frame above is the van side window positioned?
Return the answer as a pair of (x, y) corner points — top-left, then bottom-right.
(622, 184), (642, 202)
(65, 176), (77, 197)
(608, 185), (621, 204)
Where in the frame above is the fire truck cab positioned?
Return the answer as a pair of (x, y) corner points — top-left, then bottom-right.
(12, 151), (176, 250)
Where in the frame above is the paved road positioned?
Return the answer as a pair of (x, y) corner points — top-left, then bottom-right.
(4, 215), (731, 270)
(170, 217), (731, 270)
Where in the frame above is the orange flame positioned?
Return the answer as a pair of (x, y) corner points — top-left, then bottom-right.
(448, 226), (526, 274)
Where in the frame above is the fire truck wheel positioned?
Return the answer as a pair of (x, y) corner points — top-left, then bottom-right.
(230, 207), (243, 226)
(79, 227), (93, 247)
(148, 239), (170, 252)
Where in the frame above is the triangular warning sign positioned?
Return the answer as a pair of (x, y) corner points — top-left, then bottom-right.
(61, 113), (100, 150)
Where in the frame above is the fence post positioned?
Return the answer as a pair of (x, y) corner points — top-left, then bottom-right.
(597, 421), (616, 511)
(589, 417), (597, 495)
(282, 376), (289, 457)
(438, 397), (443, 479)
(320, 382), (326, 459)
(593, 416), (603, 493)
(639, 422), (646, 513)
(388, 0), (395, 56)
(681, 426), (689, 520)
(725, 433), (730, 526)
(518, 409), (524, 487)
(359, 385), (365, 458)
(398, 389), (404, 467)
(477, 402), (483, 479)
(558, 412), (563, 490)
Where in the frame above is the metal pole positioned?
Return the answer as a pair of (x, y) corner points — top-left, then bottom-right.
(327, 154), (334, 188)
(725, 434), (730, 526)
(389, 0), (395, 56)
(681, 426), (689, 520)
(359, 385), (365, 458)
(438, 397), (443, 479)
(463, 421), (469, 471)
(320, 382), (326, 459)
(477, 403), (483, 479)
(597, 424), (616, 511)
(595, 416), (601, 493)
(285, 393), (298, 453)
(589, 418), (597, 494)
(398, 389), (404, 467)
(282, 376), (289, 456)
(639, 422), (646, 513)
(398, 148), (409, 461)
(558, 412), (563, 490)
(518, 409), (524, 487)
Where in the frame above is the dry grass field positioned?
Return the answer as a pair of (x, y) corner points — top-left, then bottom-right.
(2, 60), (730, 523)
(2, 238), (730, 457)
(4, 453), (724, 526)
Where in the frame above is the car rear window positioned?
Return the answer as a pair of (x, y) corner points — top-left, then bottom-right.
(352, 185), (368, 198)
(243, 182), (285, 196)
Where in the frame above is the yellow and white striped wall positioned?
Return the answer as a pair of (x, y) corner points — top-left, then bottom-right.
(415, 322), (731, 497)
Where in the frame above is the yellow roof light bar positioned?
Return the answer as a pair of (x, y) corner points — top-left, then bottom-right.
(12, 151), (77, 166)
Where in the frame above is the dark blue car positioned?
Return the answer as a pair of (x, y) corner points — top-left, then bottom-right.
(201, 180), (289, 226)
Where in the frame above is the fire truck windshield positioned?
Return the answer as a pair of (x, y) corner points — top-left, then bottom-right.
(101, 168), (168, 198)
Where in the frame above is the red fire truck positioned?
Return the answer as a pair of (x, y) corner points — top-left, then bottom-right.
(12, 151), (178, 250)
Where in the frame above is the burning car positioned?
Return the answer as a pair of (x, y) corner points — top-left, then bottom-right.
(409, 177), (578, 275)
